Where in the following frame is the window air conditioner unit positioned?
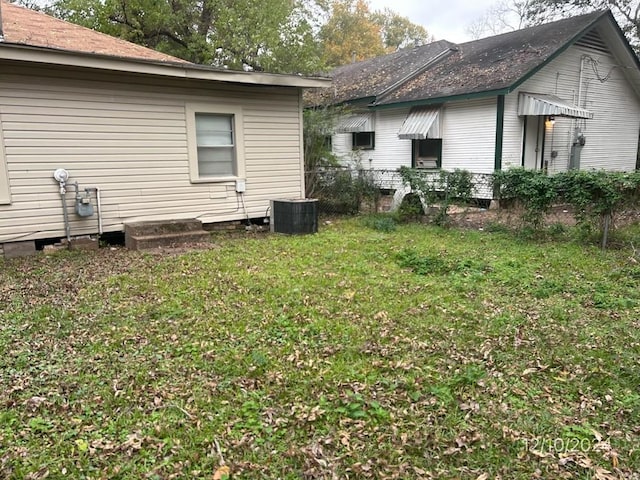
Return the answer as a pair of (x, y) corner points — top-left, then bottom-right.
(416, 158), (437, 169)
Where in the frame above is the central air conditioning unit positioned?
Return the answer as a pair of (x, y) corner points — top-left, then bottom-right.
(270, 199), (318, 235)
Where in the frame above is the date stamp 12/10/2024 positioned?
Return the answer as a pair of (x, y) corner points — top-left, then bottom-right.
(521, 437), (599, 454)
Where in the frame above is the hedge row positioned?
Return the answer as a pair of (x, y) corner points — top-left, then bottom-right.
(493, 168), (640, 247)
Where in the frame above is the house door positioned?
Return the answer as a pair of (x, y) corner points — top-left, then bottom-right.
(522, 116), (544, 169)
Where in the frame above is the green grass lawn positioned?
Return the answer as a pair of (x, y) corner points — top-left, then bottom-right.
(1, 219), (639, 479)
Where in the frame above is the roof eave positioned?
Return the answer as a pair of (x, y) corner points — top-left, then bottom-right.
(0, 42), (331, 88)
(336, 96), (377, 107)
(305, 95), (377, 109)
(504, 10), (611, 93)
(371, 88), (511, 110)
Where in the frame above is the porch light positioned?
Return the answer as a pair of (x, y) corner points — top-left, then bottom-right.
(545, 116), (556, 128)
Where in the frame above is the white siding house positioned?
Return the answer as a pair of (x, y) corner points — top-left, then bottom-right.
(311, 11), (640, 199)
(440, 99), (497, 174)
(510, 42), (640, 173)
(0, 1), (328, 250)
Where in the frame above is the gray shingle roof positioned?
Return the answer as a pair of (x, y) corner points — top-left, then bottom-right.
(377, 11), (605, 106)
(306, 11), (609, 108)
(305, 40), (456, 106)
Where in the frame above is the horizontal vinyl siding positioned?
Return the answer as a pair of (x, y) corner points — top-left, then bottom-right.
(0, 68), (304, 242)
(332, 108), (412, 170)
(332, 103), (497, 175)
(502, 94), (524, 169)
(578, 47), (640, 171)
(332, 133), (353, 165)
(441, 98), (497, 174)
(513, 42), (640, 173)
(0, 118), (9, 204)
(367, 108), (412, 170)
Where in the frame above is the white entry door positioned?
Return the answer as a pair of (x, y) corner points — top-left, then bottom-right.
(522, 116), (544, 170)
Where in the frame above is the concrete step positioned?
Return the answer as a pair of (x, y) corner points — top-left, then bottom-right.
(2, 240), (36, 259)
(124, 220), (210, 250)
(125, 219), (205, 237)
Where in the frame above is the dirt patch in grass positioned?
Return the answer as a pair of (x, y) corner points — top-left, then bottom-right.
(447, 205), (575, 230)
(446, 205), (640, 234)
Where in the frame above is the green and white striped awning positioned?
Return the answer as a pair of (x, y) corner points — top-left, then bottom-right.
(397, 107), (441, 140)
(518, 92), (593, 119)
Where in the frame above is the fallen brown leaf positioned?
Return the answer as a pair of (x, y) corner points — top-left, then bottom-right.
(213, 465), (230, 480)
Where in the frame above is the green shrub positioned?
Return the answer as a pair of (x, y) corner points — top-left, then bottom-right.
(314, 169), (380, 215)
(398, 167), (474, 225)
(396, 193), (425, 221)
(492, 168), (640, 248)
(555, 170), (640, 248)
(492, 168), (556, 228)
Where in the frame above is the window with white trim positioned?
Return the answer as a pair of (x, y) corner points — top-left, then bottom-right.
(0, 119), (10, 205)
(186, 104), (245, 182)
(196, 113), (235, 176)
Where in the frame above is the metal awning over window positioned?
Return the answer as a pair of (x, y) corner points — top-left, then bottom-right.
(517, 92), (593, 119)
(336, 112), (374, 133)
(398, 107), (441, 140)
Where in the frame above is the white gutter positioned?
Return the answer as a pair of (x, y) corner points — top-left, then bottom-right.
(0, 43), (331, 88)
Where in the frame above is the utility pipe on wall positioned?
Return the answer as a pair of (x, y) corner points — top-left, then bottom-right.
(53, 169), (103, 240)
(578, 55), (586, 109)
(60, 181), (71, 243)
(53, 168), (72, 242)
(85, 186), (103, 235)
(96, 187), (102, 235)
(570, 55), (588, 170)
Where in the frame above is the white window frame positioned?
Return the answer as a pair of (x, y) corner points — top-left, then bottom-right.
(186, 103), (245, 183)
(0, 115), (11, 205)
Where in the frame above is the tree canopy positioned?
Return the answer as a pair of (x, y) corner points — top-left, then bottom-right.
(318, 0), (433, 67)
(18, 0), (432, 73)
(47, 0), (323, 73)
(372, 7), (433, 51)
(318, 0), (386, 67)
(468, 0), (640, 51)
